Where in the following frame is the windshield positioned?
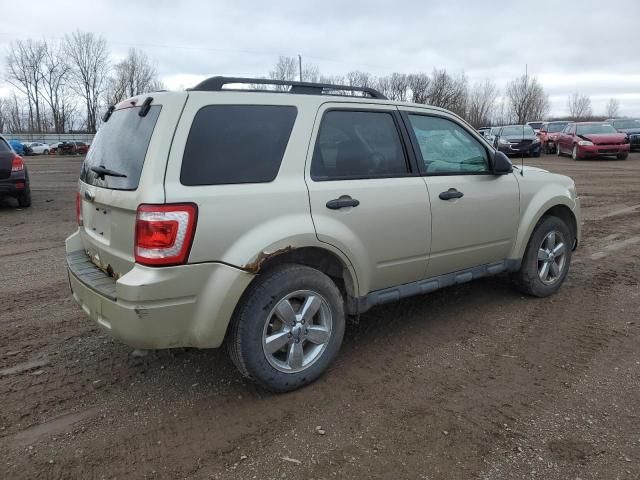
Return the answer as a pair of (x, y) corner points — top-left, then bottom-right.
(576, 124), (617, 135)
(547, 122), (568, 133)
(502, 126), (535, 136)
(612, 119), (640, 129)
(80, 105), (161, 190)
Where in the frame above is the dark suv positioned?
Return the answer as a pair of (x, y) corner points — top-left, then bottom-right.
(0, 134), (31, 207)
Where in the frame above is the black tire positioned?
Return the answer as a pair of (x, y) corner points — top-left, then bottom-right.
(532, 148), (541, 158)
(572, 144), (580, 161)
(17, 185), (32, 208)
(617, 153), (628, 160)
(227, 264), (345, 392)
(511, 215), (572, 297)
(556, 143), (562, 156)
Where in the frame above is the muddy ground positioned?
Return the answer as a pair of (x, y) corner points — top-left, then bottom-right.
(1, 153), (639, 480)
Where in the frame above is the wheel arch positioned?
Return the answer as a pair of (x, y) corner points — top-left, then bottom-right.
(510, 196), (579, 260)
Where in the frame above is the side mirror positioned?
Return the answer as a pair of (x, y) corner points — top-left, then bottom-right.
(491, 151), (513, 175)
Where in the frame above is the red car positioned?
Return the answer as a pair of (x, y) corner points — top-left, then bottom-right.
(74, 141), (90, 154)
(556, 122), (630, 160)
(537, 121), (569, 154)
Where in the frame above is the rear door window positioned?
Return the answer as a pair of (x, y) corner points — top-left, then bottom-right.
(80, 105), (161, 190)
(180, 105), (297, 185)
(311, 110), (409, 181)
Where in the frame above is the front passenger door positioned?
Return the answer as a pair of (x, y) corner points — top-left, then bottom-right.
(401, 110), (519, 277)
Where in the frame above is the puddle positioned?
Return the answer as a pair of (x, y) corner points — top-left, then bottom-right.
(0, 358), (49, 376)
(13, 408), (99, 445)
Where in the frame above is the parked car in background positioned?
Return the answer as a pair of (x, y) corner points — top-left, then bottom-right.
(49, 142), (62, 154)
(0, 134), (31, 207)
(494, 125), (541, 157)
(606, 118), (640, 151)
(8, 140), (26, 156)
(477, 127), (491, 138)
(527, 121), (544, 133)
(74, 141), (90, 154)
(556, 122), (629, 160)
(57, 141), (77, 155)
(486, 126), (500, 145)
(24, 142), (50, 155)
(538, 121), (570, 154)
(66, 76), (580, 392)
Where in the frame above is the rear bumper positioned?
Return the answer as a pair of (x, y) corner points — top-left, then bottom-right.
(577, 144), (630, 157)
(0, 172), (27, 195)
(65, 231), (254, 349)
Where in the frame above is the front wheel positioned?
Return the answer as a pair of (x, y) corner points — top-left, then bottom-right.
(572, 145), (580, 160)
(556, 143), (562, 156)
(511, 215), (572, 297)
(227, 264), (345, 392)
(43, 149), (49, 155)
(617, 153), (628, 160)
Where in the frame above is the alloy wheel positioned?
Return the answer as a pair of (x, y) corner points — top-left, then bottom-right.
(262, 290), (332, 373)
(537, 230), (567, 285)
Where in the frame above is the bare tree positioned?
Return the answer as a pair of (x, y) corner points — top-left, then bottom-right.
(65, 31), (109, 133)
(466, 79), (498, 127)
(269, 56), (297, 90)
(6, 39), (47, 132)
(567, 92), (592, 120)
(605, 98), (620, 118)
(407, 73), (430, 104)
(105, 48), (161, 105)
(427, 69), (468, 117)
(505, 74), (550, 123)
(40, 41), (76, 133)
(346, 71), (373, 90)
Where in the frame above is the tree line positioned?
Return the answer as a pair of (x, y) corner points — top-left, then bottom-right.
(0, 31), (162, 134)
(1, 43), (626, 134)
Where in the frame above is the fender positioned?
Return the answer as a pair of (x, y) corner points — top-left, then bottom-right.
(509, 188), (578, 260)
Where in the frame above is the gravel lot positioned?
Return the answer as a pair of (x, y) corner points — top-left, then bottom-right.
(1, 153), (639, 479)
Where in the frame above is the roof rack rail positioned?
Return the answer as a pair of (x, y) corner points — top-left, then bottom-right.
(190, 76), (388, 100)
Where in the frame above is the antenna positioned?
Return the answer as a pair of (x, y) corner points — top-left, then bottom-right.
(521, 64), (527, 177)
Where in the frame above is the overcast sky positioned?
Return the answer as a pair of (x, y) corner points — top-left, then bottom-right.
(1, 0), (639, 117)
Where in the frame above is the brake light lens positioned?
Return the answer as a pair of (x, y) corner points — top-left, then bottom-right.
(76, 192), (83, 226)
(135, 204), (197, 266)
(11, 155), (24, 172)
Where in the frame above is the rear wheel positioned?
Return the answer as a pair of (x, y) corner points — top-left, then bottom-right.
(512, 215), (572, 297)
(17, 185), (31, 208)
(227, 264), (345, 392)
(617, 153), (628, 160)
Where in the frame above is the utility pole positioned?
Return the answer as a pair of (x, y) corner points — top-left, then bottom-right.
(298, 54), (303, 82)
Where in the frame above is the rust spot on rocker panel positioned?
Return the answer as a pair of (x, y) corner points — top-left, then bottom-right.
(242, 246), (294, 274)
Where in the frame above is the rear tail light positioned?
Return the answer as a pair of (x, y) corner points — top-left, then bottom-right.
(11, 155), (24, 172)
(135, 204), (198, 266)
(76, 192), (83, 226)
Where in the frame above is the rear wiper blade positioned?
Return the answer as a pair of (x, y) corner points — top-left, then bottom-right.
(90, 165), (127, 179)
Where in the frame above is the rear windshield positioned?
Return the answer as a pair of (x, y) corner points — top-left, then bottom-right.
(612, 119), (640, 129)
(0, 139), (11, 152)
(180, 105), (297, 185)
(80, 105), (161, 190)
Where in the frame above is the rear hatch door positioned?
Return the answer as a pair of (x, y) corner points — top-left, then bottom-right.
(77, 93), (188, 278)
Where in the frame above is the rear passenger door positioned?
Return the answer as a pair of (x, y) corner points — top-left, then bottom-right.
(306, 104), (431, 294)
